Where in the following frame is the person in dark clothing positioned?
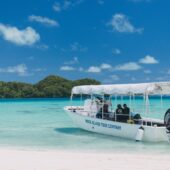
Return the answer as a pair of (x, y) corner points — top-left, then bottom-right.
(123, 104), (130, 115)
(103, 103), (109, 113)
(115, 104), (124, 122)
(133, 114), (142, 124)
(122, 104), (130, 122)
(116, 104), (123, 114)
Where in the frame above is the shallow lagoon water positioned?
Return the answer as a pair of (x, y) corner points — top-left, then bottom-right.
(0, 98), (170, 154)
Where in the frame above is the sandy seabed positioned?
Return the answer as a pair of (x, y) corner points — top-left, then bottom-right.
(0, 148), (169, 170)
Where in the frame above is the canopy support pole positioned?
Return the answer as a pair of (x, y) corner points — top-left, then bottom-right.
(129, 94), (132, 107)
(109, 95), (113, 112)
(114, 95), (117, 107)
(90, 94), (93, 116)
(121, 95), (123, 105)
(160, 92), (163, 107)
(70, 93), (73, 109)
(160, 92), (163, 119)
(145, 92), (150, 126)
(132, 94), (135, 112)
(102, 94), (104, 119)
(129, 94), (132, 120)
(80, 93), (82, 101)
(115, 95), (117, 121)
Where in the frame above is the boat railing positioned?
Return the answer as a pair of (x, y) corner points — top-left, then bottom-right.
(67, 106), (166, 127)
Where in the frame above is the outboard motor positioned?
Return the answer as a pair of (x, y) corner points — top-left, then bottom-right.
(164, 109), (170, 133)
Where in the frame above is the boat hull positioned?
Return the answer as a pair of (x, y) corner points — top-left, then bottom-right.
(64, 107), (169, 142)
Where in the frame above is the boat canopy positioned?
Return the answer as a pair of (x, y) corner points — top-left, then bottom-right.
(71, 82), (170, 95)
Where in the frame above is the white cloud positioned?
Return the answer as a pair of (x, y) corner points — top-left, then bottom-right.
(87, 66), (101, 73)
(53, 2), (61, 12)
(79, 67), (84, 72)
(100, 63), (112, 70)
(63, 0), (72, 9)
(60, 66), (75, 71)
(85, 63), (113, 73)
(0, 64), (28, 76)
(53, 0), (84, 12)
(70, 42), (88, 52)
(110, 75), (119, 81)
(139, 55), (159, 64)
(108, 14), (143, 33)
(112, 48), (121, 55)
(0, 23), (40, 46)
(29, 15), (59, 27)
(36, 44), (49, 50)
(87, 63), (112, 73)
(144, 70), (151, 74)
(114, 62), (142, 71)
(64, 57), (79, 65)
(28, 56), (34, 60)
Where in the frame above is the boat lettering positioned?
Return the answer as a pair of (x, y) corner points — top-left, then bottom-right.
(85, 119), (121, 130)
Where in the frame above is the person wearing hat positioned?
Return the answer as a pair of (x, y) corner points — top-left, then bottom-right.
(123, 104), (130, 115)
(116, 104), (123, 114)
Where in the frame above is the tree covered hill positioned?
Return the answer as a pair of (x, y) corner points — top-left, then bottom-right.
(0, 75), (100, 98)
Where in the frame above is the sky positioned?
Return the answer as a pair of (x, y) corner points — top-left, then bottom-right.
(0, 0), (170, 84)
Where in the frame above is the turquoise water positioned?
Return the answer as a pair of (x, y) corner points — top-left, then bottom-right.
(0, 98), (170, 154)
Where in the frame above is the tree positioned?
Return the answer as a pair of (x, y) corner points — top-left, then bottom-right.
(0, 75), (100, 98)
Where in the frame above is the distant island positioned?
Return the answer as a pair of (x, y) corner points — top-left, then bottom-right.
(0, 75), (100, 98)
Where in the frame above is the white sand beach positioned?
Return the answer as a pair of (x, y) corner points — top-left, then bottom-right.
(0, 149), (169, 170)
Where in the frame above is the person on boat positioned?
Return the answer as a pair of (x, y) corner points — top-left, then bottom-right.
(116, 104), (123, 114)
(133, 113), (142, 124)
(122, 104), (130, 122)
(103, 103), (109, 113)
(95, 96), (103, 104)
(115, 104), (124, 122)
(123, 104), (130, 115)
(96, 98), (110, 119)
(95, 97), (105, 119)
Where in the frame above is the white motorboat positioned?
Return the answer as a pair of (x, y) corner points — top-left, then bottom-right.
(64, 82), (170, 142)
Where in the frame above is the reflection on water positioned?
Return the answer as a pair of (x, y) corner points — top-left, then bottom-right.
(55, 127), (87, 135)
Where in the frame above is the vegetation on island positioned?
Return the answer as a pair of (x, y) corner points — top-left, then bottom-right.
(0, 75), (100, 98)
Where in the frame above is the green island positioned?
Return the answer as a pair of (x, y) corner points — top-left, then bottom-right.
(0, 75), (100, 98)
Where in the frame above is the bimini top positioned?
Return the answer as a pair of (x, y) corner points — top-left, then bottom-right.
(71, 82), (170, 95)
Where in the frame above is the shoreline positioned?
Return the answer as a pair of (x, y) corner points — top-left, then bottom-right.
(0, 148), (170, 170)
(0, 143), (169, 155)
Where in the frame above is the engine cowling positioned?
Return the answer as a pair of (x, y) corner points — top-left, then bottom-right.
(164, 109), (170, 132)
